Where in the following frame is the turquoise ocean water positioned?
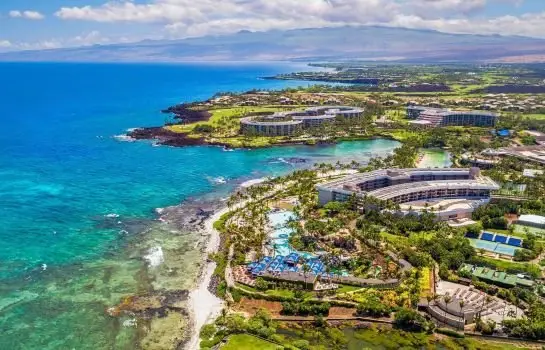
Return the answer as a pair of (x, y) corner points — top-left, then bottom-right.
(0, 62), (400, 349)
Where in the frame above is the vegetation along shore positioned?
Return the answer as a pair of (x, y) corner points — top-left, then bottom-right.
(125, 62), (545, 349)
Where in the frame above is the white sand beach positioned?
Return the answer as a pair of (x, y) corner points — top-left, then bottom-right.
(186, 207), (228, 350)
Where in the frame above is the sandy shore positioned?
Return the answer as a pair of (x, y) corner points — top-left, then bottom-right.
(239, 177), (268, 188)
(186, 206), (229, 350)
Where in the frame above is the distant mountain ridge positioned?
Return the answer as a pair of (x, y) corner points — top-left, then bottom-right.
(2, 25), (545, 63)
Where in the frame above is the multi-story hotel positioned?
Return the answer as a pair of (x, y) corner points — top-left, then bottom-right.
(317, 168), (499, 220)
(240, 106), (364, 136)
(407, 105), (498, 128)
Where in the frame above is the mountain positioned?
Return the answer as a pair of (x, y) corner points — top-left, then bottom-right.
(2, 25), (545, 63)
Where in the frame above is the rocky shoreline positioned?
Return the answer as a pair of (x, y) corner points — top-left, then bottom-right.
(126, 126), (366, 149)
(128, 127), (208, 147)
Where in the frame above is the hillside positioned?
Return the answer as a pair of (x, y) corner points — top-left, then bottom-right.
(2, 26), (545, 62)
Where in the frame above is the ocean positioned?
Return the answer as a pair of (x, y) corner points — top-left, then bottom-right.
(0, 62), (400, 349)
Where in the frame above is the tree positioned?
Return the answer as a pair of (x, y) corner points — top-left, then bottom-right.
(443, 294), (452, 325)
(458, 300), (465, 329)
(394, 307), (432, 333)
(255, 277), (269, 291)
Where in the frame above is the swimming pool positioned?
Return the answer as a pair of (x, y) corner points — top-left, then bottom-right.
(268, 210), (307, 256)
(468, 238), (517, 256)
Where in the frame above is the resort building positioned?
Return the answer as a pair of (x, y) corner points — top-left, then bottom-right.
(461, 153), (498, 169)
(238, 250), (412, 290)
(460, 264), (534, 289)
(517, 214), (545, 230)
(317, 168), (499, 221)
(483, 145), (545, 165)
(240, 106), (364, 136)
(406, 105), (498, 128)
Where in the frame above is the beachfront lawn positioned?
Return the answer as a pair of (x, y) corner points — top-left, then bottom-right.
(235, 283), (312, 299)
(165, 106), (291, 136)
(208, 135), (282, 148)
(221, 334), (279, 350)
(336, 284), (362, 294)
(379, 129), (420, 141)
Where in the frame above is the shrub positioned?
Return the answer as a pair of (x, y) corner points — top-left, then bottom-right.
(193, 124), (214, 133)
(356, 301), (392, 317)
(281, 301), (330, 316)
(435, 328), (465, 338)
(200, 324), (217, 340)
(475, 318), (496, 335)
(292, 340), (310, 350)
(230, 288), (242, 303)
(394, 308), (433, 333)
(255, 277), (269, 291)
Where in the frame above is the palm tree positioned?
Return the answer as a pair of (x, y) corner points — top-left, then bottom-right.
(479, 295), (493, 318)
(443, 294), (452, 326)
(458, 300), (465, 329)
(426, 295), (433, 310)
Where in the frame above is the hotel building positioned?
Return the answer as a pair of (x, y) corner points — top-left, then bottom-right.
(240, 106), (364, 136)
(317, 168), (499, 220)
(407, 105), (498, 128)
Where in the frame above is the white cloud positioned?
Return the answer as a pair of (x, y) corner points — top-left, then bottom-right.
(9, 10), (45, 20)
(9, 10), (22, 18)
(52, 0), (545, 39)
(0, 31), (118, 53)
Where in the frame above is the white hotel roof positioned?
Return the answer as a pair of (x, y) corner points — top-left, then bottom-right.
(367, 178), (499, 200)
(317, 168), (475, 191)
(317, 168), (499, 201)
(518, 214), (545, 226)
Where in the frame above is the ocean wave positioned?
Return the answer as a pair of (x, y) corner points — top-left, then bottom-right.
(206, 176), (227, 185)
(113, 134), (136, 142)
(239, 177), (267, 188)
(144, 246), (164, 267)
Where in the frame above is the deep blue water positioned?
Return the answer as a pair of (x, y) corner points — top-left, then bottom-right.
(0, 62), (400, 349)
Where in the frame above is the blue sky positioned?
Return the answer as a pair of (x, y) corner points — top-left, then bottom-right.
(1, 0), (544, 51)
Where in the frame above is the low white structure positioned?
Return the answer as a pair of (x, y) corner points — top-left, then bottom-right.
(517, 214), (545, 229)
(523, 169), (544, 178)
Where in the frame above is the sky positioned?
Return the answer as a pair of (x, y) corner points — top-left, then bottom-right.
(0, 0), (544, 52)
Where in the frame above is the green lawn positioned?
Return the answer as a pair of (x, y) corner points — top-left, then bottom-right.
(221, 334), (279, 350)
(523, 113), (545, 120)
(474, 256), (539, 276)
(165, 106), (287, 134)
(336, 284), (363, 294)
(420, 268), (432, 297)
(380, 231), (409, 247)
(235, 283), (312, 299)
(512, 224), (545, 237)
